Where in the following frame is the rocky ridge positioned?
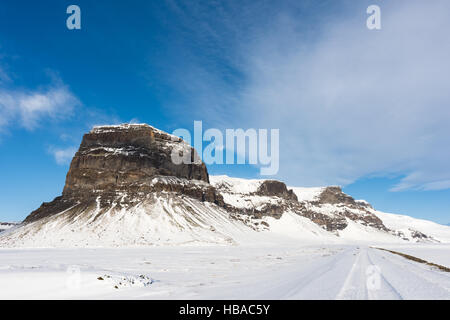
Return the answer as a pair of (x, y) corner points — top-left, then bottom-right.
(0, 123), (443, 246)
(210, 176), (388, 233)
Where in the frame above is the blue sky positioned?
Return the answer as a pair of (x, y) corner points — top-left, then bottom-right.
(0, 0), (449, 224)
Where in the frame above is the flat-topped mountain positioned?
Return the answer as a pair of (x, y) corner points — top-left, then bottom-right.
(1, 123), (449, 247)
(24, 124), (218, 224)
(64, 124), (209, 196)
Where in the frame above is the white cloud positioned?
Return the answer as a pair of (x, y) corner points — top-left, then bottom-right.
(49, 146), (77, 165)
(129, 118), (141, 124)
(0, 84), (79, 131)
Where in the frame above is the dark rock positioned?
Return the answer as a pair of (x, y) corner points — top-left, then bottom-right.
(256, 180), (298, 201)
(411, 230), (429, 239)
(318, 186), (356, 205)
(341, 209), (388, 231)
(299, 208), (348, 231)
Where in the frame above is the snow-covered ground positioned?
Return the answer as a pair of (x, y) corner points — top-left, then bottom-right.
(376, 244), (450, 268)
(0, 244), (448, 299)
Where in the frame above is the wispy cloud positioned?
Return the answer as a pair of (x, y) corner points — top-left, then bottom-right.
(160, 0), (450, 191)
(0, 78), (80, 131)
(0, 64), (84, 165)
(48, 146), (78, 165)
(239, 0), (450, 191)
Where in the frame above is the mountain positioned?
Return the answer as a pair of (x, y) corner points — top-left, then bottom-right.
(0, 222), (18, 233)
(0, 123), (449, 247)
(211, 176), (450, 243)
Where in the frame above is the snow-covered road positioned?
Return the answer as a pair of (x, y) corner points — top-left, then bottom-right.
(260, 246), (449, 300)
(0, 245), (448, 299)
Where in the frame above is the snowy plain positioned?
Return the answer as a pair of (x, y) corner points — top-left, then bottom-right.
(375, 244), (450, 268)
(0, 243), (449, 300)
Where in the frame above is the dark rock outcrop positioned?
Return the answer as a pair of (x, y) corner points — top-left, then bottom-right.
(299, 208), (349, 231)
(411, 230), (430, 240)
(256, 180), (298, 201)
(318, 186), (357, 205)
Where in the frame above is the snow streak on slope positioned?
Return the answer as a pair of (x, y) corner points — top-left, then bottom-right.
(260, 212), (338, 243)
(337, 220), (403, 244)
(290, 187), (325, 202)
(0, 195), (255, 247)
(210, 175), (263, 194)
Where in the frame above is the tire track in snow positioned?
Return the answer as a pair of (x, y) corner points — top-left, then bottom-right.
(274, 247), (359, 299)
(243, 246), (449, 300)
(367, 248), (450, 300)
(335, 248), (402, 300)
(335, 248), (367, 299)
(370, 249), (450, 292)
(370, 248), (450, 292)
(365, 249), (403, 300)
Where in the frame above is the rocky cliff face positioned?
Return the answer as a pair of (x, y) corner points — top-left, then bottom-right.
(64, 124), (209, 195)
(24, 124), (219, 224)
(210, 176), (388, 233)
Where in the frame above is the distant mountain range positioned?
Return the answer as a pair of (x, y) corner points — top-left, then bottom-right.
(0, 222), (18, 233)
(0, 124), (449, 247)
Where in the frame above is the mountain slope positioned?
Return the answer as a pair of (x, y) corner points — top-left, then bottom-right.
(212, 176), (450, 244)
(0, 187), (250, 247)
(373, 211), (450, 243)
